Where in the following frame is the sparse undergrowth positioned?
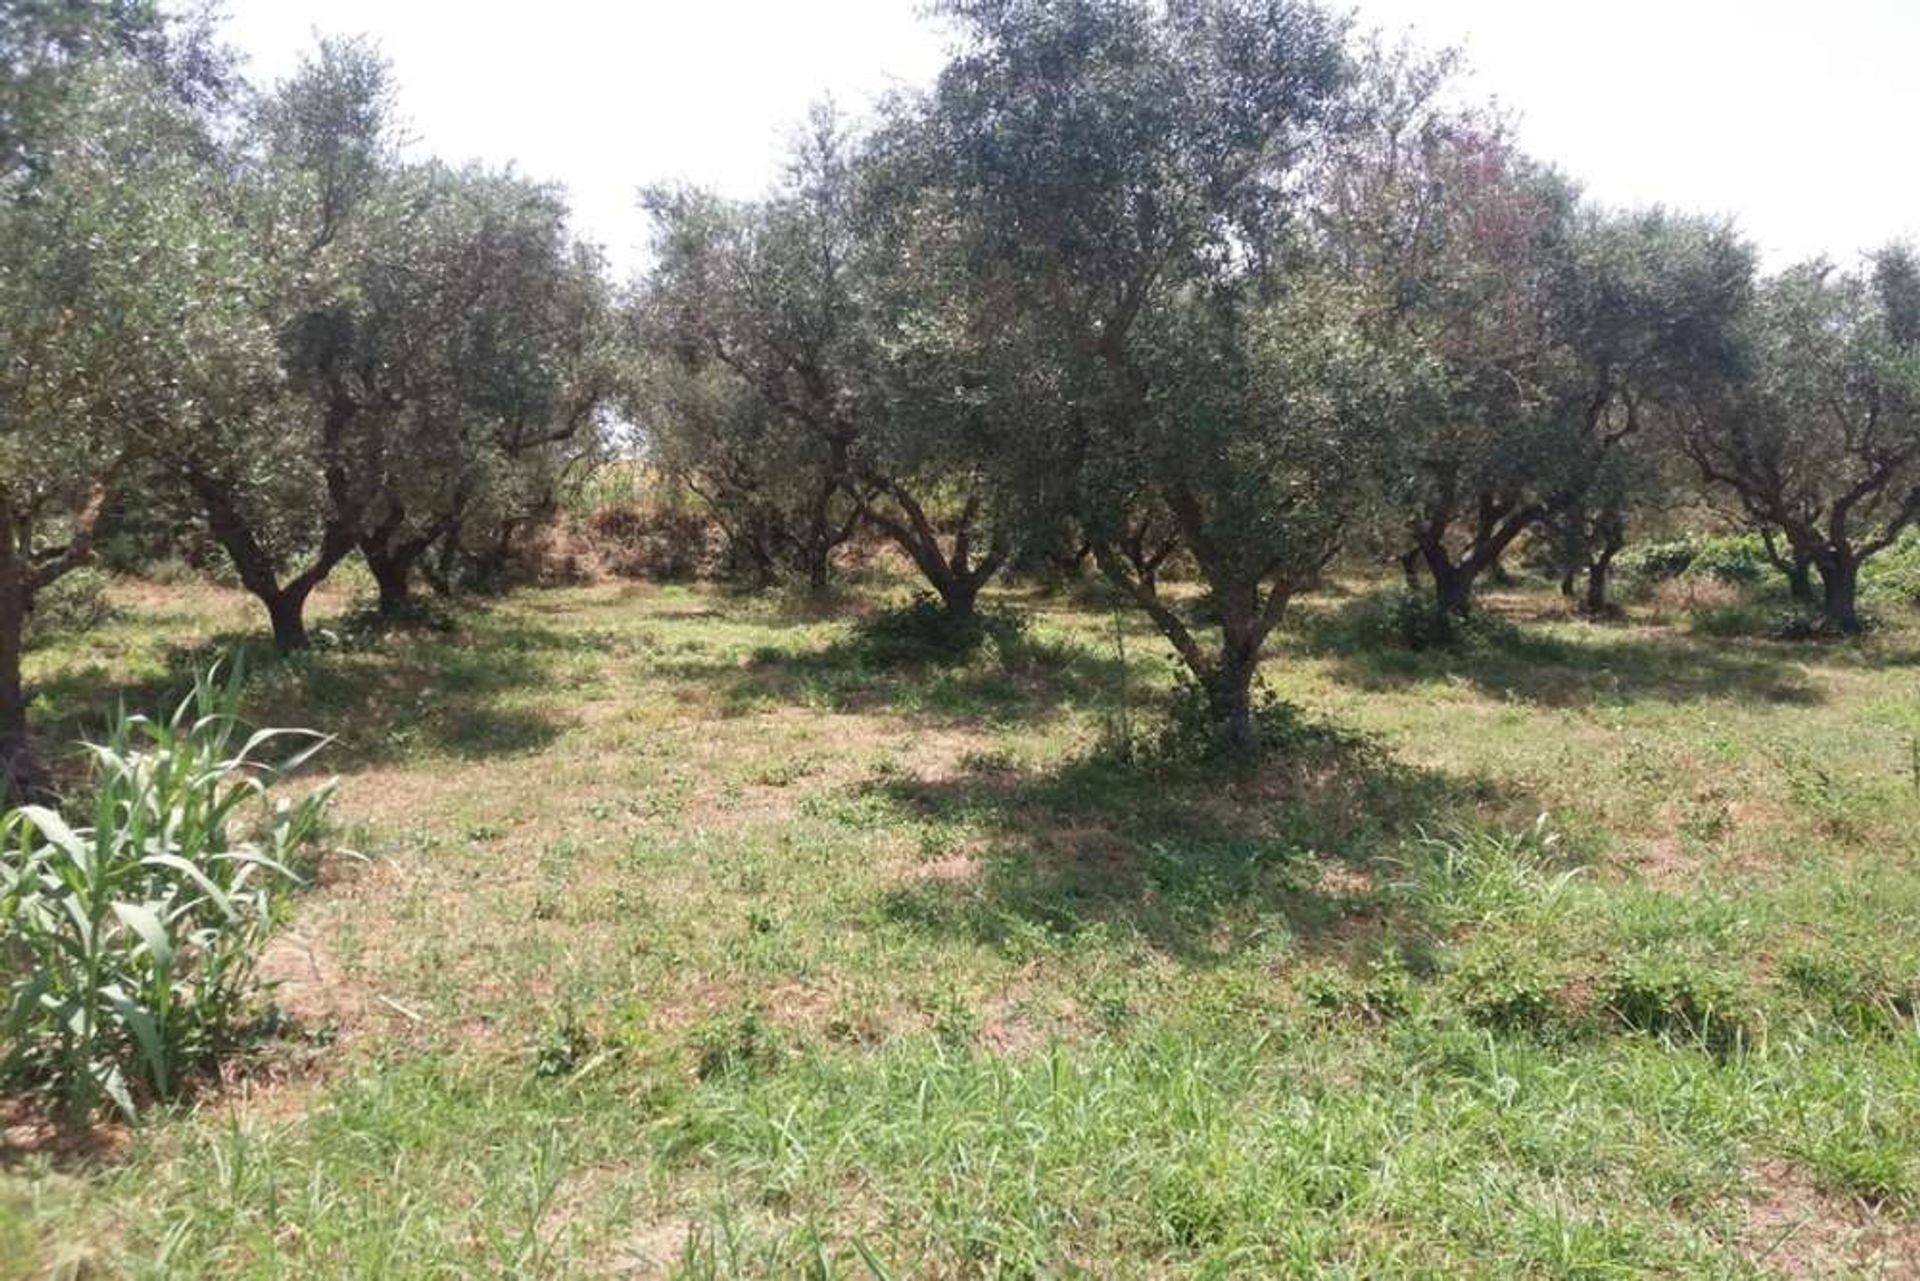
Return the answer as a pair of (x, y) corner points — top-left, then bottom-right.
(1, 575), (1915, 1278)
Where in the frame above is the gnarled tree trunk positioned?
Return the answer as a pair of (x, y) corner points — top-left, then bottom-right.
(0, 486), (108, 801)
(861, 484), (1007, 624)
(359, 503), (452, 618)
(1759, 528), (1815, 603)
(1409, 486), (1545, 627)
(1814, 552), (1863, 634)
(189, 467), (357, 654)
(0, 555), (28, 744)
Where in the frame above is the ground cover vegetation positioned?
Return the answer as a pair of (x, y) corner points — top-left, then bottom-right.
(2, 1), (1917, 1276)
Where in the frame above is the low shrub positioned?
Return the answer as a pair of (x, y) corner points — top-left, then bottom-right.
(336, 595), (460, 639)
(1310, 588), (1561, 656)
(0, 661), (335, 1119)
(1682, 534), (1771, 586)
(1449, 940), (1573, 1037)
(1299, 958), (1415, 1024)
(143, 556), (207, 588)
(585, 503), (720, 581)
(1605, 958), (1758, 1056)
(1617, 533), (1769, 587)
(1152, 675), (1383, 765)
(1685, 601), (1826, 640)
(1863, 529), (1920, 610)
(851, 594), (1026, 665)
(1781, 946), (1919, 1039)
(1613, 538), (1700, 583)
(25, 568), (118, 646)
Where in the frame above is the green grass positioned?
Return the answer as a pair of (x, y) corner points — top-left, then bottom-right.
(4, 573), (1917, 1276)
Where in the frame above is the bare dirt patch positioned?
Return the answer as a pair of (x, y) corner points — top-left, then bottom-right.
(603, 1215), (700, 1278)
(257, 926), (374, 1041)
(902, 849), (985, 885)
(1739, 1160), (1920, 1278)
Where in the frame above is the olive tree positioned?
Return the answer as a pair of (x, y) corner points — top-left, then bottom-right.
(1, 58), (259, 784)
(1357, 126), (1579, 621)
(1681, 250), (1920, 633)
(148, 36), (398, 651)
(921, 0), (1399, 752)
(638, 165), (867, 593)
(1, 1), (237, 788)
(354, 164), (616, 613)
(1538, 210), (1753, 614)
(849, 128), (1044, 622)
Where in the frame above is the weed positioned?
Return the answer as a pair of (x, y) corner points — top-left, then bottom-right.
(1605, 958), (1759, 1057)
(690, 1005), (779, 1081)
(1771, 742), (1862, 841)
(1449, 940), (1571, 1037)
(1299, 957), (1415, 1023)
(533, 1010), (596, 1079)
(1781, 946), (1919, 1038)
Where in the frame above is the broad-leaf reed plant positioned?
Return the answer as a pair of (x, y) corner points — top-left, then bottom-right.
(0, 659), (335, 1121)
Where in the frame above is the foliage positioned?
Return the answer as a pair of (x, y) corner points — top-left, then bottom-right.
(0, 663), (334, 1119)
(850, 594), (1026, 666)
(634, 141), (868, 593)
(1864, 529), (1920, 609)
(0, 50), (259, 733)
(1605, 958), (1758, 1057)
(24, 568), (119, 645)
(1616, 532), (1771, 586)
(1680, 249), (1920, 633)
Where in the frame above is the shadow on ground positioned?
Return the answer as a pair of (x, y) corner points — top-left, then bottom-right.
(866, 725), (1538, 964)
(1283, 594), (1828, 708)
(28, 607), (613, 776)
(660, 627), (1137, 726)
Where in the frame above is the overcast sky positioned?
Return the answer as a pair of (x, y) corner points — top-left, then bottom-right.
(221, 0), (1919, 276)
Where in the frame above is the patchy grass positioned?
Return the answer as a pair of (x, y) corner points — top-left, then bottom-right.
(4, 574), (1918, 1276)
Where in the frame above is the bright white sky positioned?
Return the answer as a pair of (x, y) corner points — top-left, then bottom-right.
(221, 0), (1919, 277)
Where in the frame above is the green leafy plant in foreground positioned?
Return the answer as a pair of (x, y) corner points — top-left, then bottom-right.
(0, 662), (335, 1120)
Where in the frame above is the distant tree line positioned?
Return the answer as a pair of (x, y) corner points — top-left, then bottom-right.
(4, 0), (1917, 770)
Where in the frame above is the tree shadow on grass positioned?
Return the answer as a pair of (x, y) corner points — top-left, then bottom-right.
(866, 726), (1541, 965)
(1283, 593), (1827, 709)
(659, 627), (1138, 727)
(26, 610), (609, 776)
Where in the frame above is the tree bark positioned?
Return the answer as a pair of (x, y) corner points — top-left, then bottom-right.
(1422, 547), (1475, 621)
(0, 485), (108, 794)
(1584, 555), (1614, 617)
(804, 550), (832, 595)
(1206, 644), (1260, 756)
(1399, 547), (1423, 594)
(0, 563), (26, 742)
(360, 519), (448, 618)
(931, 570), (980, 623)
(1786, 558), (1814, 604)
(188, 468), (353, 654)
(1759, 528), (1816, 603)
(859, 483), (1006, 624)
(266, 588), (313, 653)
(1816, 554), (1862, 634)
(1413, 497), (1544, 626)
(362, 541), (412, 616)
